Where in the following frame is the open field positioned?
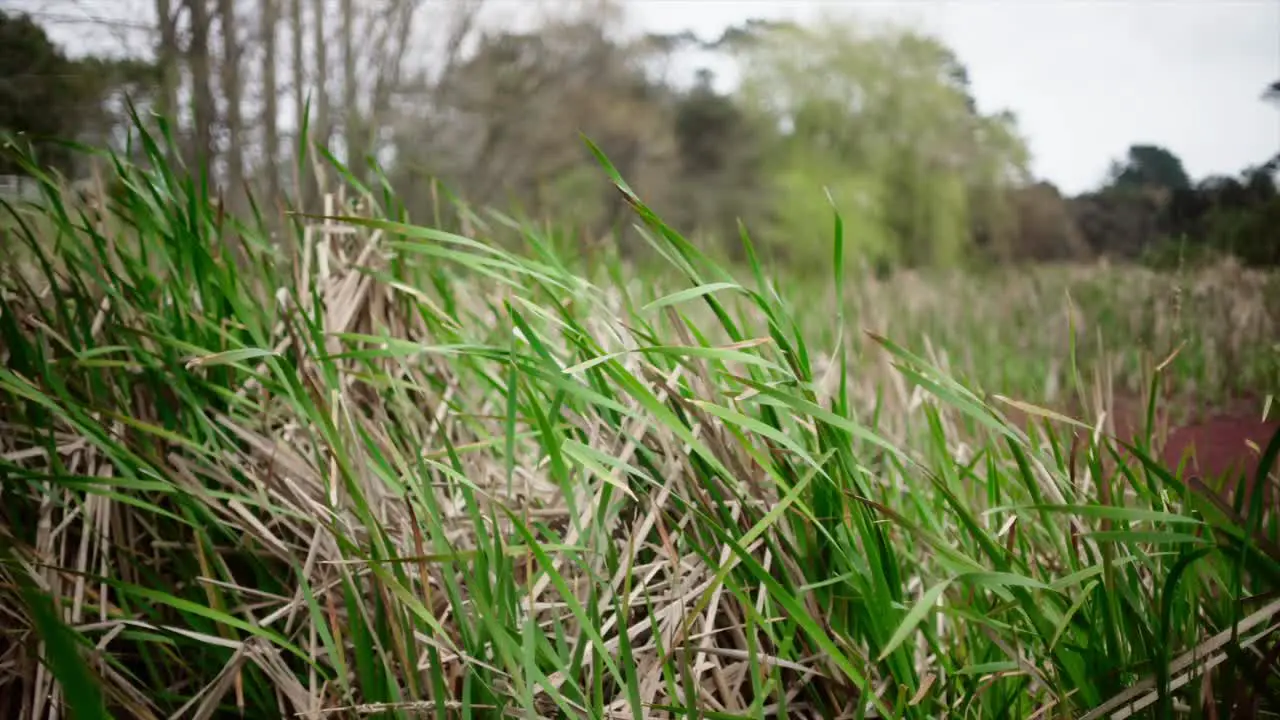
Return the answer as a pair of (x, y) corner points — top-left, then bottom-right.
(1, 132), (1279, 720)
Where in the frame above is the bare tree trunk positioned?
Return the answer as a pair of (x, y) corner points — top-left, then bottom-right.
(186, 0), (216, 175)
(261, 0), (281, 202)
(218, 0), (245, 204)
(366, 0), (416, 168)
(311, 0), (330, 167)
(154, 0), (179, 148)
(291, 0), (309, 207)
(341, 0), (362, 182)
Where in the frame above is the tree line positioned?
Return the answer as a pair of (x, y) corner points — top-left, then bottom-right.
(2, 3), (1277, 270)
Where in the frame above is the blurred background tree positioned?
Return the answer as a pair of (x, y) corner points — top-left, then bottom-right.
(2, 1), (1275, 269)
(1107, 144), (1192, 194)
(1264, 79), (1280, 105)
(388, 12), (679, 247)
(0, 10), (155, 178)
(0, 10), (80, 175)
(669, 67), (770, 259)
(727, 16), (1032, 269)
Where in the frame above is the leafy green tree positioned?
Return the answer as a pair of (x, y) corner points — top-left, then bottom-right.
(1106, 144), (1192, 193)
(0, 11), (158, 178)
(728, 16), (1030, 268)
(1069, 190), (1164, 259)
(1175, 167), (1279, 266)
(670, 69), (770, 255)
(0, 11), (80, 175)
(1073, 144), (1193, 260)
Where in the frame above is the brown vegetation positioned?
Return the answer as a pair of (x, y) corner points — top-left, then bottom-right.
(1162, 415), (1280, 508)
(1003, 391), (1279, 512)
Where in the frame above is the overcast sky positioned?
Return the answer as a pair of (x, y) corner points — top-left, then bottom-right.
(11, 0), (1279, 195)
(626, 0), (1280, 194)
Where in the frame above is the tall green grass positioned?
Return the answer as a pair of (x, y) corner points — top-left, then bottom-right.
(1, 115), (1278, 719)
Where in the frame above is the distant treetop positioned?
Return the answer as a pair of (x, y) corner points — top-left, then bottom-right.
(1106, 144), (1192, 193)
(1265, 79), (1280, 104)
